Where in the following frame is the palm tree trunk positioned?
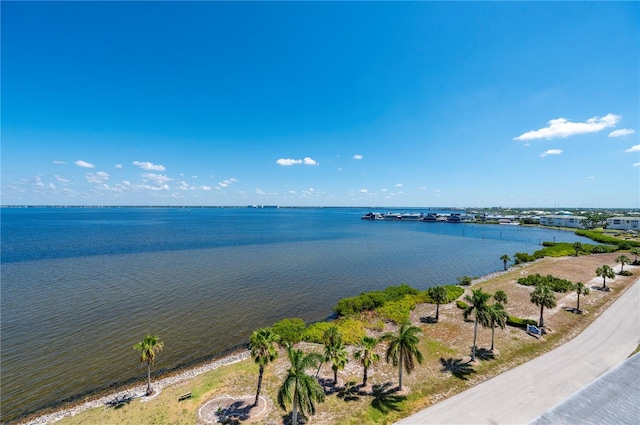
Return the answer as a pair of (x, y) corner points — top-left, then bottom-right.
(539, 305), (544, 328)
(471, 317), (478, 361)
(254, 365), (264, 406)
(146, 362), (152, 395)
(398, 355), (403, 391)
(333, 367), (338, 385)
(435, 302), (440, 321)
(292, 395), (298, 425)
(602, 277), (607, 290)
(576, 293), (581, 312)
(503, 260), (507, 271)
(363, 365), (368, 387)
(490, 319), (495, 351)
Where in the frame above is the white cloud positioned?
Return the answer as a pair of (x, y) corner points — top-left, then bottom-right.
(200, 186), (212, 191)
(54, 175), (70, 183)
(624, 145), (640, 153)
(633, 163), (640, 167)
(133, 161), (166, 171)
(587, 176), (595, 179)
(514, 113), (621, 141)
(381, 188), (388, 192)
(276, 157), (319, 166)
(395, 183), (403, 187)
(256, 189), (266, 195)
(353, 154), (363, 160)
(359, 189), (368, 193)
(115, 164), (123, 169)
(541, 149), (563, 157)
(609, 128), (635, 138)
(141, 173), (173, 184)
(218, 178), (238, 188)
(75, 160), (95, 168)
(86, 171), (110, 183)
(53, 160), (66, 165)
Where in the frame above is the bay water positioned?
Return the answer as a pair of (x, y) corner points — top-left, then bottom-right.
(0, 207), (589, 422)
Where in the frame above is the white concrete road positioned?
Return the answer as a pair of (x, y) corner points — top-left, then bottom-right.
(395, 279), (640, 425)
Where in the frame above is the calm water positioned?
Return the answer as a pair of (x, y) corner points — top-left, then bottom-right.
(0, 207), (589, 422)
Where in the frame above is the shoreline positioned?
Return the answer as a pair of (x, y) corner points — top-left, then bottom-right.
(17, 350), (250, 425)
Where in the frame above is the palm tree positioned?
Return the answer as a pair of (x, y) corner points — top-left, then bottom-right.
(630, 247), (640, 264)
(500, 254), (511, 271)
(277, 346), (325, 425)
(530, 283), (556, 329)
(382, 322), (423, 391)
(574, 282), (590, 313)
(249, 327), (280, 406)
(488, 290), (508, 351)
(572, 242), (583, 257)
(487, 303), (508, 351)
(462, 288), (492, 361)
(428, 286), (448, 322)
(354, 336), (380, 387)
(616, 255), (631, 273)
(317, 325), (343, 377)
(595, 264), (615, 290)
(326, 342), (348, 385)
(133, 335), (164, 396)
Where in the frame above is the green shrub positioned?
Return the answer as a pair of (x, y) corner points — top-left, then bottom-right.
(619, 270), (633, 276)
(456, 300), (469, 310)
(514, 252), (537, 264)
(507, 316), (537, 328)
(333, 284), (421, 316)
(335, 317), (366, 345)
(423, 285), (464, 303)
(575, 230), (640, 248)
(378, 296), (416, 324)
(517, 274), (574, 292)
(457, 276), (473, 286)
(302, 321), (334, 344)
(382, 284), (419, 301)
(272, 317), (306, 345)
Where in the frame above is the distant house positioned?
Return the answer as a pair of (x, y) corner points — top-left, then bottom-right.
(539, 215), (586, 228)
(606, 217), (640, 231)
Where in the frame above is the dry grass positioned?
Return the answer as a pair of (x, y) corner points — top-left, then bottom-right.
(53, 253), (638, 425)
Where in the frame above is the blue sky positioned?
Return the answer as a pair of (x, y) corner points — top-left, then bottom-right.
(2, 2), (638, 208)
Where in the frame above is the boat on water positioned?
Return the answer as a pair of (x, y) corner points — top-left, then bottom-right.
(420, 213), (439, 222)
(361, 212), (384, 220)
(446, 213), (464, 223)
(383, 212), (424, 221)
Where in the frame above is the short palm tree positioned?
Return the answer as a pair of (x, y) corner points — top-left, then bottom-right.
(428, 286), (448, 322)
(326, 341), (348, 385)
(133, 335), (164, 396)
(596, 264), (615, 290)
(317, 325), (343, 377)
(354, 336), (380, 387)
(277, 346), (325, 425)
(615, 255), (631, 273)
(463, 288), (492, 361)
(630, 247), (640, 264)
(530, 283), (556, 329)
(382, 322), (423, 391)
(487, 303), (508, 351)
(574, 282), (590, 313)
(250, 327), (280, 406)
(500, 254), (511, 271)
(572, 242), (583, 257)
(494, 290), (508, 307)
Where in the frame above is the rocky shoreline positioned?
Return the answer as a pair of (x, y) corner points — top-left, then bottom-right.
(19, 350), (250, 425)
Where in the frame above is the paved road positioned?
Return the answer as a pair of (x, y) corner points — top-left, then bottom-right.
(395, 279), (640, 425)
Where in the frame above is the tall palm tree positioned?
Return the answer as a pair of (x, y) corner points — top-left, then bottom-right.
(530, 283), (556, 329)
(326, 341), (348, 385)
(488, 290), (508, 351)
(463, 288), (492, 361)
(487, 303), (508, 351)
(572, 242), (583, 257)
(615, 255), (631, 273)
(277, 346), (325, 425)
(428, 286), (448, 322)
(354, 336), (380, 387)
(595, 264), (615, 290)
(133, 335), (164, 396)
(500, 254), (511, 271)
(382, 322), (423, 391)
(317, 325), (343, 377)
(574, 282), (590, 313)
(249, 327), (280, 406)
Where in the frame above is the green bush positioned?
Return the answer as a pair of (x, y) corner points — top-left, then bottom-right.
(334, 317), (366, 345)
(619, 270), (633, 276)
(576, 230), (640, 248)
(517, 274), (574, 292)
(514, 252), (538, 264)
(334, 284), (421, 316)
(272, 317), (306, 345)
(378, 296), (416, 324)
(382, 284), (419, 301)
(507, 315), (537, 328)
(302, 321), (334, 344)
(457, 276), (473, 286)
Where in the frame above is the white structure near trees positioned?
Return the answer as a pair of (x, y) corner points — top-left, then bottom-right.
(606, 217), (640, 231)
(539, 215), (586, 228)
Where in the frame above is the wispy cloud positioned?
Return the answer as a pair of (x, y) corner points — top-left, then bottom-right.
(141, 173), (173, 184)
(633, 163), (640, 167)
(624, 145), (640, 153)
(218, 178), (238, 188)
(514, 113), (620, 141)
(75, 160), (95, 168)
(276, 157), (319, 166)
(256, 188), (266, 195)
(133, 161), (166, 171)
(53, 160), (66, 165)
(541, 149), (563, 157)
(395, 183), (403, 187)
(359, 189), (368, 193)
(86, 171), (110, 183)
(353, 154), (363, 160)
(115, 164), (123, 169)
(609, 128), (635, 138)
(54, 175), (71, 183)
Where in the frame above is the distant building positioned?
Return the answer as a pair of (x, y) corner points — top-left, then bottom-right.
(606, 217), (640, 231)
(539, 215), (586, 228)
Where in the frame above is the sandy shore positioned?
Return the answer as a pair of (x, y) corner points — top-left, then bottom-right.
(19, 350), (250, 425)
